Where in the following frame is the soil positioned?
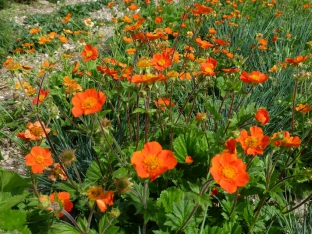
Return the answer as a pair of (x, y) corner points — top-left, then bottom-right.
(0, 0), (116, 174)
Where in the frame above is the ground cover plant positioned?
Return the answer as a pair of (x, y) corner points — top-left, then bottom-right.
(0, 0), (312, 233)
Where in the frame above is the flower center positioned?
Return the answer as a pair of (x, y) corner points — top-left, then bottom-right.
(39, 94), (46, 101)
(35, 155), (44, 164)
(143, 154), (162, 172)
(158, 59), (166, 66)
(31, 126), (43, 136)
(249, 74), (260, 81)
(81, 97), (98, 110)
(86, 50), (93, 57)
(221, 165), (238, 180)
(245, 136), (260, 148)
(205, 66), (213, 73)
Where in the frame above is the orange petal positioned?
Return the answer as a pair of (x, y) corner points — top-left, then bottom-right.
(96, 199), (107, 212)
(131, 151), (149, 179)
(250, 126), (263, 137)
(219, 179), (237, 194)
(141, 141), (162, 156)
(158, 150), (177, 170)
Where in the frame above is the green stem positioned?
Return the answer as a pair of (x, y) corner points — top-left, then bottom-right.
(291, 78), (299, 135)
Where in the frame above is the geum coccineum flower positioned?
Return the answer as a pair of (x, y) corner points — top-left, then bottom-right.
(255, 108), (270, 125)
(223, 138), (237, 154)
(18, 121), (50, 141)
(49, 192), (73, 217)
(271, 131), (301, 148)
(210, 153), (249, 194)
(191, 3), (213, 15)
(131, 141), (177, 182)
(195, 38), (214, 49)
(285, 55), (308, 65)
(154, 98), (174, 110)
(151, 52), (172, 71)
(25, 146), (54, 174)
(130, 73), (167, 84)
(81, 44), (98, 62)
(295, 104), (311, 113)
(33, 89), (49, 104)
(240, 71), (269, 84)
(71, 88), (106, 117)
(87, 186), (114, 212)
(200, 58), (218, 76)
(236, 126), (270, 156)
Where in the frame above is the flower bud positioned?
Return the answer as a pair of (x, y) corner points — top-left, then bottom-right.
(114, 178), (133, 195)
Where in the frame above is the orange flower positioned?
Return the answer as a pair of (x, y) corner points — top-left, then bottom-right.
(87, 187), (114, 212)
(59, 35), (68, 43)
(236, 126), (270, 156)
(62, 13), (72, 23)
(223, 138), (237, 154)
(196, 38), (214, 49)
(38, 36), (51, 44)
(23, 121), (51, 140)
(123, 36), (133, 43)
(25, 146), (53, 174)
(72, 61), (79, 74)
(255, 108), (270, 125)
(213, 38), (230, 46)
(240, 71), (269, 84)
(63, 76), (82, 94)
(49, 192), (73, 217)
(222, 67), (240, 73)
(285, 55), (308, 65)
(131, 73), (167, 83)
(29, 28), (41, 34)
(303, 3), (310, 8)
(49, 31), (58, 39)
(126, 48), (136, 55)
(191, 3), (213, 15)
(132, 13), (141, 20)
(151, 52), (172, 71)
(271, 131), (301, 148)
(185, 156), (193, 164)
(210, 153), (249, 194)
(131, 141), (177, 182)
(71, 88), (107, 117)
(208, 28), (217, 35)
(33, 89), (49, 104)
(128, 4), (138, 10)
(295, 103), (312, 113)
(154, 98), (174, 110)
(200, 57), (218, 76)
(155, 16), (163, 24)
(96, 66), (118, 79)
(48, 163), (67, 181)
(81, 44), (98, 62)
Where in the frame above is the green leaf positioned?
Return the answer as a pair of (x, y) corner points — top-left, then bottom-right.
(132, 108), (147, 114)
(172, 135), (187, 163)
(0, 191), (28, 210)
(76, 216), (88, 233)
(99, 214), (119, 234)
(157, 188), (184, 213)
(0, 209), (30, 233)
(86, 160), (103, 182)
(50, 222), (81, 234)
(0, 169), (31, 195)
(164, 198), (195, 231)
